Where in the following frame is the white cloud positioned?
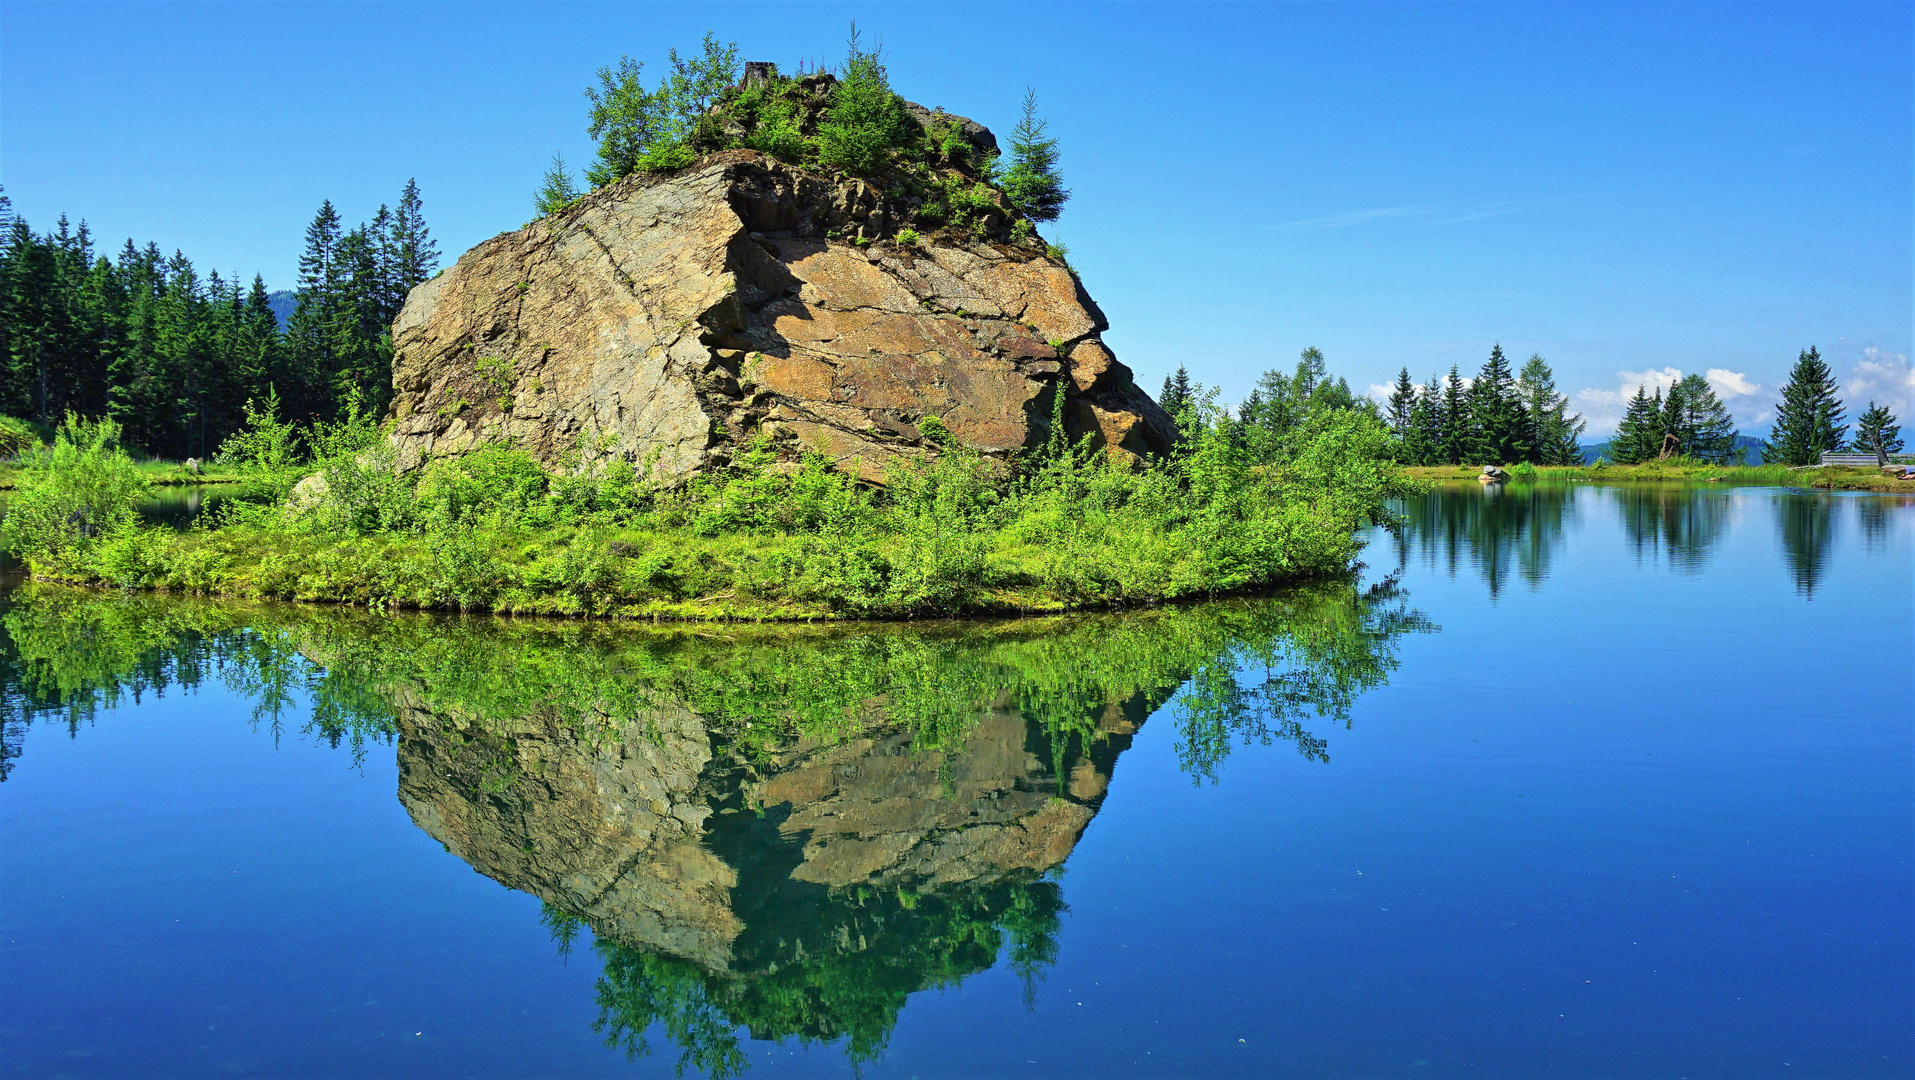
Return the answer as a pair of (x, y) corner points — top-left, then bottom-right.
(1705, 369), (1760, 399)
(1843, 346), (1914, 417)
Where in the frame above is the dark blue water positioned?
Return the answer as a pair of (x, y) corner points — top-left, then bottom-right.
(3, 483), (1909, 1078)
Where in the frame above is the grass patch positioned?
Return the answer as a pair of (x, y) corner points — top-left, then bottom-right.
(7, 402), (1413, 622)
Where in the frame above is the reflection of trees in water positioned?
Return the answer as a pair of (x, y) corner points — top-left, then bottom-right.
(1612, 486), (1729, 574)
(0, 592), (390, 781)
(1853, 495), (1912, 552)
(0, 582), (1430, 1076)
(1776, 494), (1836, 598)
(1393, 483), (1575, 597)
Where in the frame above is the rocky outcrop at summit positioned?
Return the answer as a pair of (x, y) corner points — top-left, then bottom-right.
(385, 150), (1174, 483)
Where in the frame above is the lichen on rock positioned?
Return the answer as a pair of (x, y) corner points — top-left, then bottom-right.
(386, 150), (1173, 484)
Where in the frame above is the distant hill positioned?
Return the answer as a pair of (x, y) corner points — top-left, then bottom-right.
(1580, 434), (1767, 465)
(267, 289), (296, 331)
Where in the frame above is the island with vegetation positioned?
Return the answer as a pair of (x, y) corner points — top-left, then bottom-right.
(0, 32), (1409, 620)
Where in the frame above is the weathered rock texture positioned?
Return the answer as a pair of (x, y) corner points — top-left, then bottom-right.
(387, 150), (1174, 483)
(395, 689), (1144, 973)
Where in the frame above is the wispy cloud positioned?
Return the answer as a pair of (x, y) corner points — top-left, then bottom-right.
(1272, 200), (1522, 230)
(1842, 344), (1914, 417)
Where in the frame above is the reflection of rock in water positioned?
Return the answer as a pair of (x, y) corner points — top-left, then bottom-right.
(395, 687), (1141, 975)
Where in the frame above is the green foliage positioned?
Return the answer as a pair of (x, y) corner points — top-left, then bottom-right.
(1668, 373), (1739, 464)
(1158, 365), (1193, 421)
(999, 90), (1070, 223)
(1609, 385), (1663, 465)
(1465, 344), (1526, 464)
(533, 153), (581, 218)
(1764, 346), (1847, 465)
(1850, 401), (1903, 463)
(1515, 354), (1586, 465)
(1, 414), (146, 564)
(0, 180), (432, 461)
(23, 391), (1410, 620)
(815, 25), (912, 179)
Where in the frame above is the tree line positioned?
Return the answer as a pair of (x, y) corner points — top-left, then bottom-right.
(1163, 345), (1589, 467)
(0, 183), (436, 460)
(1168, 342), (1907, 469)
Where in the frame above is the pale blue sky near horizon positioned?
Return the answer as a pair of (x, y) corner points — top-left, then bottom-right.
(2, 0), (1908, 436)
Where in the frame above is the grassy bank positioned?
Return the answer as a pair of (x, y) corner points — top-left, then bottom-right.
(1404, 461), (1915, 492)
(4, 405), (1413, 621)
(0, 459), (244, 490)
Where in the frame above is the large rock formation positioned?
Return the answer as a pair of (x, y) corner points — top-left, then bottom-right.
(386, 149), (1174, 483)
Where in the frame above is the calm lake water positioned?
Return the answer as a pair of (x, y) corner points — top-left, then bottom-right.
(2, 482), (1909, 1078)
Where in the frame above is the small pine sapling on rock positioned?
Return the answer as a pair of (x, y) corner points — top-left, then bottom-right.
(1001, 90), (1070, 223)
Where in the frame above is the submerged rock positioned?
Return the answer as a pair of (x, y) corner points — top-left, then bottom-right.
(386, 150), (1174, 483)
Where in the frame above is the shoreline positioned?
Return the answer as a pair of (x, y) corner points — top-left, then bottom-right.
(1402, 463), (1915, 493)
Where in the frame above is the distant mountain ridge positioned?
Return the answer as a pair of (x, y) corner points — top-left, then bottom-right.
(267, 289), (295, 331)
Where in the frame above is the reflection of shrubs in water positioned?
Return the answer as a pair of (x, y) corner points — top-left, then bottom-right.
(589, 873), (1064, 1079)
(0, 576), (1429, 790)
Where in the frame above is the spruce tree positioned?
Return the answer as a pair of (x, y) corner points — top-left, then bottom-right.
(1764, 346), (1847, 465)
(1851, 401), (1903, 464)
(1440, 366), (1469, 465)
(1001, 89), (1070, 223)
(1158, 365), (1192, 418)
(534, 154), (581, 218)
(1405, 375), (1442, 465)
(1656, 379), (1687, 458)
(1609, 385), (1660, 464)
(1466, 344), (1526, 463)
(1386, 367), (1417, 441)
(387, 179), (438, 302)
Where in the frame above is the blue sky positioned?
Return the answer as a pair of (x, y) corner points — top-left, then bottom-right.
(3, 1), (1908, 435)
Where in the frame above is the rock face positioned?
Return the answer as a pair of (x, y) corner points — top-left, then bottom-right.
(386, 150), (1174, 483)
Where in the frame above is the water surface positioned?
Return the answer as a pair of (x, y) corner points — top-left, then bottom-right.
(2, 482), (1908, 1077)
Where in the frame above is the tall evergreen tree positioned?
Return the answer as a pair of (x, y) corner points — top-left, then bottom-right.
(1764, 346), (1847, 465)
(1514, 354), (1584, 464)
(287, 200), (343, 418)
(387, 178), (439, 300)
(1158, 365), (1192, 418)
(1405, 374), (1443, 465)
(1655, 379), (1687, 459)
(1609, 385), (1661, 464)
(1670, 373), (1738, 463)
(1440, 366), (1470, 465)
(1386, 367), (1417, 441)
(1465, 344), (1526, 464)
(1850, 401), (1903, 464)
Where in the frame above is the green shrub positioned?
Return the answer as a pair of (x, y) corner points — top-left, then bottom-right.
(2, 414), (146, 564)
(815, 27), (912, 178)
